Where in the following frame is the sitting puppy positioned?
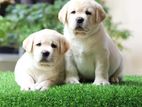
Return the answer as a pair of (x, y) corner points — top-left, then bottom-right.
(58, 0), (123, 85)
(14, 29), (69, 91)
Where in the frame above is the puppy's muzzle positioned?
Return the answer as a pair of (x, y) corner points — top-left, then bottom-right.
(76, 17), (84, 24)
(42, 51), (50, 58)
(76, 17), (84, 30)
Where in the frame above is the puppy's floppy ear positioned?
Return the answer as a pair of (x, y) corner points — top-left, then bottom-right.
(23, 34), (34, 53)
(59, 37), (69, 54)
(58, 2), (69, 24)
(94, 4), (106, 23)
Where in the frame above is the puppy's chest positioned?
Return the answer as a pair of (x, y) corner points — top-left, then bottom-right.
(29, 67), (56, 82)
(72, 44), (96, 78)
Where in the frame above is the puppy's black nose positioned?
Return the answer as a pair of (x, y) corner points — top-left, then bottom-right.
(42, 51), (50, 58)
(76, 17), (84, 24)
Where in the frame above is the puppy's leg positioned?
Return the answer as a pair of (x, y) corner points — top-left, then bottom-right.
(16, 73), (35, 91)
(65, 52), (80, 84)
(31, 80), (54, 91)
(93, 52), (110, 85)
(110, 62), (123, 84)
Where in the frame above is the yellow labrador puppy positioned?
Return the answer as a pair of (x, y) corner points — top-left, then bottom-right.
(58, 0), (123, 85)
(14, 29), (69, 91)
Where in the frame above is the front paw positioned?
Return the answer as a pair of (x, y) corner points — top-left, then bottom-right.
(65, 77), (80, 84)
(30, 84), (49, 91)
(110, 77), (120, 83)
(93, 79), (110, 85)
(21, 87), (30, 91)
(21, 85), (33, 91)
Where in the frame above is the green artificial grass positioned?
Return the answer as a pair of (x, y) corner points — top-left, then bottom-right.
(0, 72), (142, 107)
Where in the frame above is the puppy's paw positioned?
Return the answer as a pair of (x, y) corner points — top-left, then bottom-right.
(31, 83), (49, 91)
(65, 77), (80, 84)
(40, 86), (49, 91)
(93, 79), (110, 85)
(110, 76), (121, 84)
(30, 85), (36, 91)
(21, 86), (31, 91)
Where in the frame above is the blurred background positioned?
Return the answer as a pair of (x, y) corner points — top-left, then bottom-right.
(106, 0), (142, 75)
(0, 0), (141, 76)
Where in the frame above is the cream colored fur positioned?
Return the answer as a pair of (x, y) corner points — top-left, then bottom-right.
(14, 29), (69, 91)
(58, 0), (123, 85)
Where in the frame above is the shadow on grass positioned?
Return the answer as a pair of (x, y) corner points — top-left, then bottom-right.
(73, 76), (142, 87)
(114, 80), (142, 87)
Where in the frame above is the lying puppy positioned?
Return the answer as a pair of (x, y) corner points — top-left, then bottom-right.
(15, 29), (69, 91)
(58, 0), (123, 85)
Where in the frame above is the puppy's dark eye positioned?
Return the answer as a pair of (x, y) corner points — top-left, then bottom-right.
(85, 11), (92, 15)
(51, 43), (57, 48)
(36, 43), (41, 46)
(71, 11), (76, 14)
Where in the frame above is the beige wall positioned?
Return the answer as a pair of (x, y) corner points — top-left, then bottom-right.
(106, 0), (142, 75)
(0, 54), (19, 71)
(0, 61), (17, 71)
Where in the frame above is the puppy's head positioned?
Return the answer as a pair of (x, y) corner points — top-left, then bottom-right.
(23, 29), (69, 66)
(58, 0), (106, 35)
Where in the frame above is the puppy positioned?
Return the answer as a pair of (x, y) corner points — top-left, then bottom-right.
(58, 0), (123, 85)
(14, 29), (69, 91)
